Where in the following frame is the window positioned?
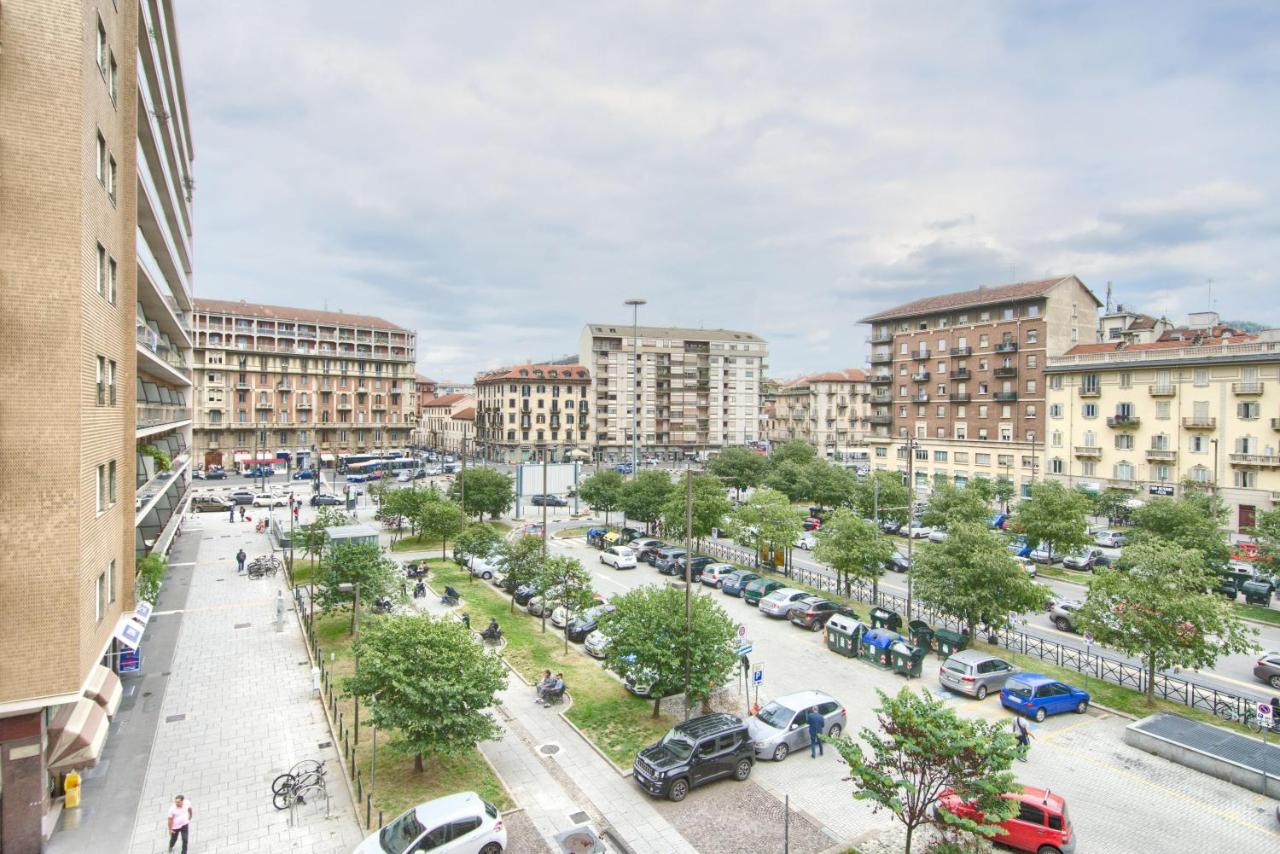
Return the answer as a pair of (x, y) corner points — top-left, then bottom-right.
(1083, 430), (1097, 447)
(1190, 434), (1207, 453)
(96, 464), (106, 512)
(1002, 307), (1015, 320)
(915, 448), (928, 461)
(96, 572), (106, 623)
(1049, 375), (1063, 390)
(1234, 469), (1257, 488)
(997, 454), (1013, 467)
(1155, 401), (1170, 419)
(1082, 404), (1097, 419)
(108, 52), (118, 104)
(1238, 402), (1260, 420)
(1001, 405), (1012, 419)
(1154, 464), (1171, 482)
(96, 131), (106, 184)
(96, 17), (107, 72)
(1025, 379), (1037, 394)
(97, 356), (106, 405)
(979, 311), (991, 321)
(1026, 328), (1038, 344)
(1194, 369), (1209, 387)
(1050, 457), (1064, 474)
(975, 453), (991, 466)
(978, 405), (988, 418)
(954, 452), (969, 464)
(1027, 355), (1038, 368)
(1118, 371), (1131, 389)
(96, 243), (107, 295)
(107, 155), (117, 203)
(1114, 461), (1135, 481)
(1081, 461), (1096, 476)
(1049, 404), (1062, 418)
(107, 558), (117, 604)
(1082, 373), (1099, 394)
(933, 451), (948, 462)
(107, 256), (117, 303)
(1115, 434), (1133, 450)
(979, 334), (990, 347)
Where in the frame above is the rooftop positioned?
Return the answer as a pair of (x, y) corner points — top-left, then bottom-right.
(585, 323), (765, 343)
(859, 275), (1098, 323)
(194, 298), (410, 332)
(423, 392), (472, 408)
(451, 407), (476, 421)
(786, 368), (867, 386)
(476, 363), (591, 382)
(1047, 335), (1277, 369)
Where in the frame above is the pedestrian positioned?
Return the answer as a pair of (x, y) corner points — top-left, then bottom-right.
(535, 670), (553, 704)
(228, 504), (235, 523)
(293, 505), (300, 523)
(166, 794), (193, 854)
(239, 505), (246, 522)
(806, 707), (826, 758)
(1012, 715), (1032, 760)
(236, 549), (247, 574)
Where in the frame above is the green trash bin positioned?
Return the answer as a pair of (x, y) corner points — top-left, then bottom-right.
(870, 607), (903, 632)
(891, 644), (927, 678)
(825, 614), (862, 659)
(907, 619), (934, 652)
(934, 628), (968, 658)
(1241, 580), (1273, 606)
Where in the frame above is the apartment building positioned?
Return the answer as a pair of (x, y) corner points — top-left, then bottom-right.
(474, 364), (592, 463)
(1045, 312), (1280, 533)
(0, 1), (194, 846)
(190, 300), (417, 469)
(860, 276), (1100, 495)
(578, 324), (768, 461)
(421, 392), (477, 455)
(767, 370), (872, 460)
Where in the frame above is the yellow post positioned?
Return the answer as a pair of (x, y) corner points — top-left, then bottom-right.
(64, 771), (82, 808)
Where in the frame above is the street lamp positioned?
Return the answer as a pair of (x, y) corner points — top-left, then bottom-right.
(625, 298), (646, 478)
(904, 436), (918, 620)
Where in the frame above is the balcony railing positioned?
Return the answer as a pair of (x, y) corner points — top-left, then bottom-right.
(994, 391), (1018, 401)
(1148, 385), (1176, 397)
(870, 393), (892, 404)
(1233, 382), (1264, 395)
(950, 346), (972, 357)
(1145, 448), (1177, 461)
(868, 414), (892, 425)
(949, 393), (971, 403)
(950, 369), (970, 380)
(1182, 416), (1216, 429)
(1079, 387), (1101, 398)
(137, 405), (190, 430)
(995, 342), (1019, 353)
(1106, 415), (1140, 428)
(870, 351), (892, 363)
(1074, 446), (1102, 458)
(912, 394), (930, 403)
(869, 374), (892, 385)
(1229, 453), (1280, 468)
(869, 332), (892, 344)
(912, 350), (931, 360)
(993, 366), (1018, 378)
(910, 371), (930, 382)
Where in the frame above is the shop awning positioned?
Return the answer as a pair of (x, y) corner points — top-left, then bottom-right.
(47, 698), (108, 773)
(321, 453), (336, 462)
(233, 452), (251, 462)
(84, 664), (122, 717)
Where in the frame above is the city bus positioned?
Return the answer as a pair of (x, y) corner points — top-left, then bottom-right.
(337, 453), (381, 473)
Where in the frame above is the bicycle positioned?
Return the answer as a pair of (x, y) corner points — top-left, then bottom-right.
(247, 555), (282, 578)
(271, 760), (327, 810)
(1215, 702), (1280, 734)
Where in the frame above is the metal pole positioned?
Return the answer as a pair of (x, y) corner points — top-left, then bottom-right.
(625, 298), (646, 478)
(460, 427), (468, 518)
(906, 440), (914, 620)
(370, 696), (378, 798)
(683, 465), (693, 720)
(353, 581), (360, 744)
(542, 452), (549, 556)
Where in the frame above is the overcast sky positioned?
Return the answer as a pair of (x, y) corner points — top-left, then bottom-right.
(179, 1), (1278, 381)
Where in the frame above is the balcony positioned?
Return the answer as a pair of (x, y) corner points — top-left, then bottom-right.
(949, 393), (971, 403)
(912, 350), (931, 360)
(1182, 416), (1216, 430)
(870, 392), (892, 404)
(950, 368), (970, 380)
(910, 371), (930, 382)
(1079, 387), (1101, 398)
(950, 346), (972, 357)
(1232, 382), (1264, 395)
(995, 342), (1019, 353)
(994, 391), (1019, 401)
(1145, 448), (1177, 462)
(869, 332), (893, 344)
(869, 374), (892, 385)
(137, 404), (191, 433)
(870, 351), (892, 364)
(1230, 453), (1280, 468)
(1148, 385), (1176, 397)
(1106, 415), (1140, 429)
(912, 393), (930, 403)
(993, 366), (1018, 378)
(1074, 446), (1102, 458)
(868, 414), (892, 426)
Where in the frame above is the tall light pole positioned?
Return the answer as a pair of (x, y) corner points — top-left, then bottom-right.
(905, 437), (917, 620)
(625, 299), (646, 477)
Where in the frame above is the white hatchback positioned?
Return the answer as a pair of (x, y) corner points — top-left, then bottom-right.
(700, 563), (737, 588)
(600, 546), (637, 569)
(252, 492), (288, 507)
(356, 791), (506, 854)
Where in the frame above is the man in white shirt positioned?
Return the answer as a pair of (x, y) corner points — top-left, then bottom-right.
(167, 794), (193, 853)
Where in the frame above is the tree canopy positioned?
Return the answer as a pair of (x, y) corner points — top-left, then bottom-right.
(919, 483), (990, 529)
(1253, 506), (1280, 574)
(417, 496), (467, 558)
(814, 509), (896, 599)
(345, 615), (507, 772)
(660, 473), (733, 543)
(764, 459), (809, 503)
(770, 439), (818, 467)
(801, 460), (858, 510)
(731, 487), (802, 562)
(497, 535), (544, 612)
(448, 468), (515, 520)
(1129, 496), (1230, 572)
(577, 469), (625, 525)
(297, 507), (348, 562)
(538, 555), (595, 649)
(851, 470), (911, 527)
(315, 540), (403, 613)
(1013, 480), (1092, 558)
(619, 469), (676, 531)
(453, 522), (502, 568)
(708, 446), (769, 497)
(1093, 488), (1135, 526)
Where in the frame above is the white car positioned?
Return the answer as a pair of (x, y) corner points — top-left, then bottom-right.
(356, 791), (506, 854)
(252, 492), (287, 507)
(468, 555), (502, 580)
(1094, 530), (1127, 548)
(927, 528), (948, 543)
(584, 629), (611, 658)
(395, 472), (412, 483)
(794, 532), (817, 550)
(700, 563), (737, 588)
(600, 546), (637, 569)
(906, 524), (933, 539)
(550, 605), (572, 629)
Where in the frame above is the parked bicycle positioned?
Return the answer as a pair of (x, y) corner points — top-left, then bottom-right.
(271, 759), (328, 811)
(1214, 702), (1280, 734)
(247, 555), (282, 579)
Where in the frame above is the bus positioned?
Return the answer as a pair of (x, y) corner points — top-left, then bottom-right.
(384, 458), (416, 473)
(338, 453), (381, 473)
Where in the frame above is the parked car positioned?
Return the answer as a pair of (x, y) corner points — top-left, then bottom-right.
(938, 650), (1019, 700)
(617, 527), (644, 543)
(906, 523), (933, 539)
(345, 473), (369, 483)
(204, 468), (227, 480)
(1062, 547), (1108, 571)
(512, 584), (539, 607)
(1029, 543), (1060, 564)
(748, 690), (846, 761)
(700, 563), (737, 588)
(600, 546), (637, 569)
(720, 571), (761, 598)
(228, 489), (256, 505)
(1253, 651), (1280, 689)
(1048, 600), (1082, 633)
(567, 605), (615, 642)
(614, 463), (634, 474)
(584, 629), (611, 658)
(530, 494), (569, 507)
(1095, 530), (1128, 548)
(191, 469), (206, 480)
(395, 472), (412, 483)
(354, 791), (506, 854)
(632, 713), (754, 802)
(526, 587), (563, 617)
(293, 469), (316, 480)
(743, 578), (785, 605)
(662, 555), (716, 579)
(1000, 673), (1090, 722)
(794, 532), (817, 550)
(1016, 557), (1038, 579)
(927, 528), (948, 543)
(936, 786), (1076, 854)
(629, 538), (664, 557)
(645, 544), (679, 566)
(802, 517), (822, 532)
(758, 588), (810, 617)
(655, 549), (690, 574)
(252, 492), (288, 507)
(191, 495), (233, 513)
(468, 555), (503, 580)
(1007, 535), (1033, 557)
(879, 519), (904, 535)
(310, 493), (343, 507)
(887, 551), (911, 573)
(549, 605), (574, 629)
(788, 597), (854, 631)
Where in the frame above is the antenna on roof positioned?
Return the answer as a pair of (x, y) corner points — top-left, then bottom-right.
(1206, 277), (1214, 311)
(1105, 281), (1112, 313)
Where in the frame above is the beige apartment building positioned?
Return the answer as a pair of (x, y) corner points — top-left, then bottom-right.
(767, 370), (872, 461)
(860, 277), (1100, 495)
(474, 364), (592, 463)
(0, 1), (195, 846)
(421, 392), (477, 455)
(579, 324), (768, 461)
(191, 300), (417, 469)
(1045, 313), (1280, 534)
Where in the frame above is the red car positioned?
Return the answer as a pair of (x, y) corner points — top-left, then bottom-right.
(936, 786), (1075, 854)
(802, 517), (822, 531)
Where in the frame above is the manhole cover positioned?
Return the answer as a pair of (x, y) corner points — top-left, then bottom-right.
(165, 714), (186, 723)
(318, 741), (332, 749)
(539, 744), (561, 755)
(234, 623), (252, 629)
(568, 811), (589, 824)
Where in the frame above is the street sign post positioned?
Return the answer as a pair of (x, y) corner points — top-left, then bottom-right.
(1083, 633), (1094, 690)
(1259, 702), (1274, 798)
(752, 667), (763, 686)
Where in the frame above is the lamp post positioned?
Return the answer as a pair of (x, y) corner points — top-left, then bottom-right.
(625, 299), (646, 478)
(682, 458), (694, 720)
(539, 444), (549, 556)
(904, 437), (917, 620)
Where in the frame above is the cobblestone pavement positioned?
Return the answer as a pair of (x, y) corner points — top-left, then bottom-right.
(652, 778), (834, 854)
(125, 512), (363, 854)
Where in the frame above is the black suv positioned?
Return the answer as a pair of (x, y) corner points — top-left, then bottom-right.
(633, 713), (754, 802)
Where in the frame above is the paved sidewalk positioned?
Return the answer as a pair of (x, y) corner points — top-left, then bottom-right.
(125, 511), (363, 854)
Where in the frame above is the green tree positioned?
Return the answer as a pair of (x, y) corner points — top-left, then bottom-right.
(375, 487), (425, 540)
(418, 497), (467, 558)
(919, 483), (990, 530)
(345, 615), (507, 772)
(297, 507), (347, 563)
(135, 553), (166, 603)
(1129, 496), (1231, 572)
(315, 540), (403, 616)
(966, 476), (995, 503)
(730, 487), (802, 570)
(852, 470), (911, 528)
(770, 439), (817, 467)
(1094, 488), (1134, 526)
(1252, 506), (1280, 574)
(833, 687), (1021, 854)
(993, 476), (1016, 513)
(708, 446), (768, 499)
(619, 469), (675, 534)
(1013, 480), (1092, 561)
(453, 522), (502, 570)
(577, 469), (625, 525)
(911, 523), (1049, 639)
(497, 535), (544, 613)
(814, 509), (896, 599)
(801, 460), (857, 510)
(1075, 541), (1255, 704)
(539, 555), (595, 650)
(659, 473), (733, 550)
(448, 468), (515, 520)
(763, 459), (808, 502)
(598, 584), (739, 717)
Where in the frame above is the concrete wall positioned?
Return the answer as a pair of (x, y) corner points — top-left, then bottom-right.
(1124, 716), (1280, 797)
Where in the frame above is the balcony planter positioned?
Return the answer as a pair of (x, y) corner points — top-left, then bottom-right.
(140, 444), (172, 473)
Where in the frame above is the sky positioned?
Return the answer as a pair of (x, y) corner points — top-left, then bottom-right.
(178, 1), (1279, 382)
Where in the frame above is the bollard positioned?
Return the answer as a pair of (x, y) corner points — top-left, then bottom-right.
(275, 590), (285, 632)
(366, 795), (373, 829)
(311, 666), (321, 697)
(378, 810), (383, 830)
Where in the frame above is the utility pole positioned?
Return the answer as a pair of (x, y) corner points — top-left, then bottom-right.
(541, 448), (549, 557)
(625, 298), (646, 478)
(460, 425), (468, 519)
(682, 464), (693, 721)
(905, 438), (915, 620)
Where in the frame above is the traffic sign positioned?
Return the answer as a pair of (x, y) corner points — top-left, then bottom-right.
(736, 644), (754, 658)
(1083, 632), (1094, 646)
(1258, 702), (1274, 724)
(737, 623), (748, 639)
(752, 667), (764, 685)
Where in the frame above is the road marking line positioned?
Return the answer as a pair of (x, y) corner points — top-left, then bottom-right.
(153, 600), (263, 616)
(1035, 717), (1095, 743)
(168, 561), (196, 567)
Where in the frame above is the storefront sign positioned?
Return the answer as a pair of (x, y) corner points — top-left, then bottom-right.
(118, 645), (141, 673)
(1149, 484), (1175, 496)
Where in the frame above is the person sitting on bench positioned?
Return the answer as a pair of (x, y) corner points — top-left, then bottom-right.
(537, 673), (566, 706)
(480, 618), (501, 641)
(441, 586), (460, 606)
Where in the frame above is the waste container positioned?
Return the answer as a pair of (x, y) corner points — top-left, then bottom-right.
(863, 628), (905, 669)
(934, 628), (968, 658)
(1214, 578), (1238, 599)
(891, 643), (926, 678)
(870, 607), (902, 632)
(1241, 580), (1274, 606)
(825, 614), (864, 659)
(907, 619), (934, 651)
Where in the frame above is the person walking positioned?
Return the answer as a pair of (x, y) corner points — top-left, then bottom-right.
(166, 794), (193, 854)
(236, 549), (247, 574)
(238, 505), (247, 522)
(1012, 715), (1032, 760)
(228, 503), (235, 523)
(806, 707), (826, 758)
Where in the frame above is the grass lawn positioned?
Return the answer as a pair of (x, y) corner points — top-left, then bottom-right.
(1036, 565), (1094, 585)
(553, 525), (597, 539)
(429, 560), (676, 767)
(1232, 601), (1280, 627)
(311, 612), (511, 827)
(389, 534), (446, 554)
(289, 556), (319, 587)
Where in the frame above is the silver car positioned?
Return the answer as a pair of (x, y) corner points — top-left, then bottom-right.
(938, 650), (1019, 700)
(758, 588), (810, 617)
(747, 690), (846, 761)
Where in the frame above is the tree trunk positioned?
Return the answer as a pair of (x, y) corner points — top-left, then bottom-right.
(904, 823), (914, 854)
(652, 696), (661, 717)
(441, 537), (448, 559)
(966, 619), (977, 641)
(1146, 652), (1157, 705)
(414, 752), (424, 773)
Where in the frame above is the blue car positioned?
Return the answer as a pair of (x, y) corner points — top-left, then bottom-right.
(293, 469), (315, 480)
(1000, 674), (1090, 722)
(1007, 535), (1032, 558)
(614, 463), (633, 474)
(720, 570), (761, 598)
